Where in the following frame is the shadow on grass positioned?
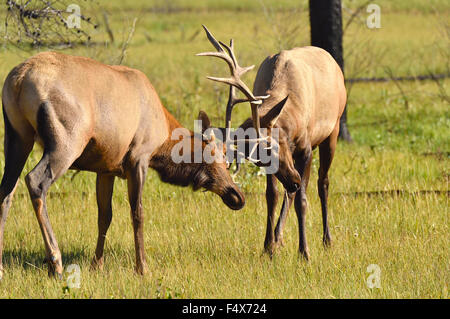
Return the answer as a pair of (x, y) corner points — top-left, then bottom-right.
(244, 189), (449, 198)
(2, 248), (89, 272)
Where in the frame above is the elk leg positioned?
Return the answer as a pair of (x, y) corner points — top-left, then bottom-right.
(293, 148), (312, 260)
(318, 123), (339, 247)
(91, 174), (115, 270)
(25, 148), (80, 278)
(126, 158), (149, 275)
(25, 101), (89, 277)
(0, 113), (33, 280)
(274, 190), (295, 247)
(264, 174), (279, 255)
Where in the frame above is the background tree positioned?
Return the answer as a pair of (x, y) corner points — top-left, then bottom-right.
(309, 0), (352, 141)
(3, 0), (97, 47)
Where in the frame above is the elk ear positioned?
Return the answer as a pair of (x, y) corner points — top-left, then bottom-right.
(198, 110), (211, 133)
(260, 96), (289, 128)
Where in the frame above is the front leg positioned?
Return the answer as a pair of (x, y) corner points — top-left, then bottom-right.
(126, 158), (149, 275)
(264, 174), (279, 255)
(91, 174), (115, 270)
(293, 148), (313, 260)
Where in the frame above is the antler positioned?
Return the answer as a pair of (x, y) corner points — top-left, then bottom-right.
(197, 25), (269, 137)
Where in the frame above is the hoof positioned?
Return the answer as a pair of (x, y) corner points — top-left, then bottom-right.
(0, 267), (3, 281)
(323, 237), (332, 249)
(46, 255), (63, 279)
(275, 236), (285, 247)
(263, 242), (279, 258)
(135, 265), (149, 276)
(299, 249), (310, 261)
(90, 257), (104, 271)
(47, 269), (63, 280)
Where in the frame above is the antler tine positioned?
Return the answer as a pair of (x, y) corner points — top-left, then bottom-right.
(201, 24), (223, 52)
(197, 25), (269, 104)
(197, 25), (237, 78)
(219, 39), (255, 77)
(225, 39), (242, 174)
(225, 39), (254, 129)
(198, 25), (271, 172)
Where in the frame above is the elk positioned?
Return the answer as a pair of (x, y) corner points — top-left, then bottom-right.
(198, 26), (346, 259)
(0, 51), (245, 279)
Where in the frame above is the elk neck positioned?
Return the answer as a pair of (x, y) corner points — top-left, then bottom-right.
(149, 107), (209, 190)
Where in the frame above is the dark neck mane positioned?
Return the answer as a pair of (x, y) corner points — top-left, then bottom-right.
(150, 109), (209, 190)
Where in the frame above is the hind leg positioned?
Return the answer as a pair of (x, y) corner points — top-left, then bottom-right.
(318, 122), (339, 247)
(25, 149), (79, 278)
(0, 112), (33, 280)
(273, 190), (295, 247)
(273, 148), (313, 259)
(25, 104), (87, 277)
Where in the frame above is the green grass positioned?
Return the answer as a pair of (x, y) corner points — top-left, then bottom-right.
(0, 0), (448, 298)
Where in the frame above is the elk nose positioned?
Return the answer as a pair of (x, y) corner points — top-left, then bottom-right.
(222, 187), (245, 210)
(288, 182), (300, 193)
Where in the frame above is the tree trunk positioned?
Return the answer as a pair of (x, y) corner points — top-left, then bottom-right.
(309, 0), (352, 141)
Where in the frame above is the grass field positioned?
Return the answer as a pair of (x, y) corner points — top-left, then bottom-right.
(0, 0), (448, 298)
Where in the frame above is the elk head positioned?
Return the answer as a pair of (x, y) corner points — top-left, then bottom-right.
(151, 110), (245, 210)
(197, 26), (301, 193)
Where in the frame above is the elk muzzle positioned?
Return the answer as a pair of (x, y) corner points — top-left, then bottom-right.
(220, 186), (245, 210)
(276, 169), (301, 193)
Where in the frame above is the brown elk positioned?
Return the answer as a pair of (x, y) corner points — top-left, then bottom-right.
(198, 26), (346, 259)
(0, 51), (245, 279)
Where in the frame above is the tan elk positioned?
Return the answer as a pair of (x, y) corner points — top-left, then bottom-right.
(198, 26), (346, 259)
(0, 51), (245, 279)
